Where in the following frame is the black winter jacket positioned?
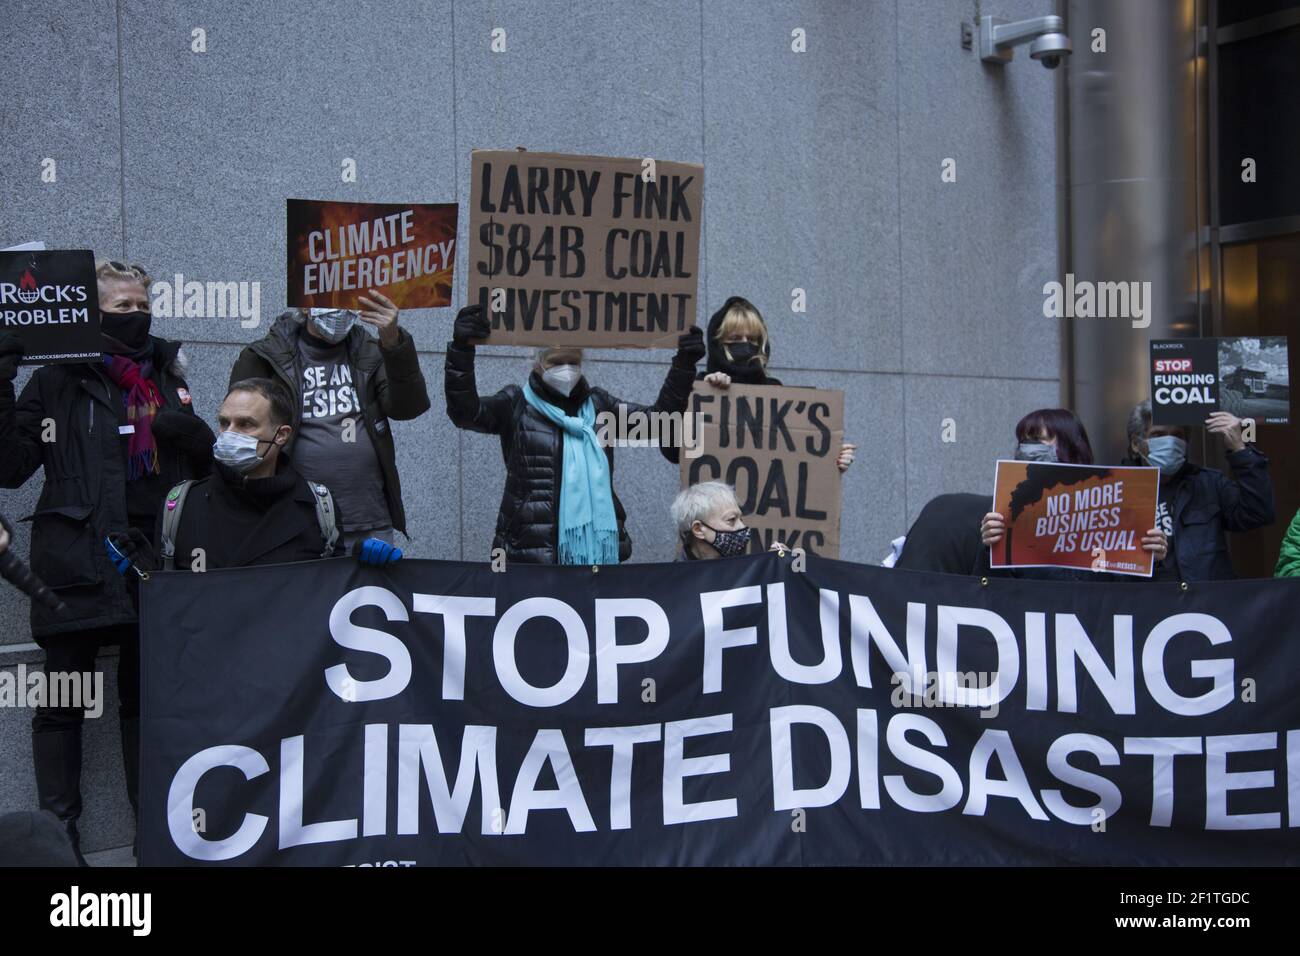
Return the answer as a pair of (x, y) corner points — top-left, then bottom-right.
(445, 342), (698, 563)
(659, 297), (782, 465)
(229, 312), (431, 537)
(1124, 447), (1274, 582)
(164, 459), (346, 570)
(0, 339), (207, 638)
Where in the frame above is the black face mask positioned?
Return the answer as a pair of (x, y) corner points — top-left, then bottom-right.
(707, 524), (753, 558)
(100, 310), (152, 351)
(714, 340), (766, 383)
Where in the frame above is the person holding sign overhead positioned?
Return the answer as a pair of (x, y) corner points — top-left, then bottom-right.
(657, 296), (856, 472)
(1119, 399), (1273, 581)
(0, 258), (213, 863)
(445, 303), (705, 564)
(229, 291), (430, 550)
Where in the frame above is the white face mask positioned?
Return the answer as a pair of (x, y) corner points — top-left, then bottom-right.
(213, 430), (270, 473)
(542, 364), (582, 397)
(309, 308), (358, 344)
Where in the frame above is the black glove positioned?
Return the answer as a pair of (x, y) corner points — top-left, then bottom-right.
(106, 529), (157, 575)
(0, 332), (24, 381)
(452, 305), (491, 346)
(152, 409), (216, 462)
(675, 325), (706, 364)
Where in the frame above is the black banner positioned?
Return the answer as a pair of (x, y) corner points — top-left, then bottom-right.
(139, 555), (1300, 866)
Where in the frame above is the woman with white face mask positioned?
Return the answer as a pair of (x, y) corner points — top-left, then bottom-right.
(1120, 400), (1275, 581)
(444, 304), (706, 564)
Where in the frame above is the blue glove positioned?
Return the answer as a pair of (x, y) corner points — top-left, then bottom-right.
(105, 537), (132, 575)
(356, 538), (402, 566)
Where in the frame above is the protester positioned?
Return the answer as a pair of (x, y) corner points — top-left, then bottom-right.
(973, 408), (1167, 579)
(671, 481), (756, 560)
(0, 259), (212, 862)
(105, 379), (405, 575)
(1119, 400), (1274, 581)
(893, 493), (990, 574)
(1276, 508), (1300, 577)
(658, 295), (856, 471)
(445, 304), (705, 563)
(229, 292), (429, 550)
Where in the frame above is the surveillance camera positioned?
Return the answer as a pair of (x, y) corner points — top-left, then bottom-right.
(978, 15), (1071, 69)
(1029, 32), (1072, 69)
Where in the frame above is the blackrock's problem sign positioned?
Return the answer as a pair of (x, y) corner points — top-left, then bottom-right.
(469, 150), (703, 348)
(683, 382), (844, 556)
(0, 249), (100, 364)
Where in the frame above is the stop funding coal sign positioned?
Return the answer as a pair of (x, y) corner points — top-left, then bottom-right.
(0, 249), (101, 364)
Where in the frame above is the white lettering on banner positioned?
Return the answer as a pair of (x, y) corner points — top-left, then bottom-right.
(158, 583), (1300, 861)
(322, 586), (1239, 714)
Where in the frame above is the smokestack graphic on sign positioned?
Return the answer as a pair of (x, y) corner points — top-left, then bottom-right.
(17, 270), (38, 304)
(1005, 464), (1112, 565)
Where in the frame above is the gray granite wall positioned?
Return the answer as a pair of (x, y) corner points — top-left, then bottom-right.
(0, 0), (1060, 854)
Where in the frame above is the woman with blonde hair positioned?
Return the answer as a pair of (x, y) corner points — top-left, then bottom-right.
(660, 296), (856, 472)
(0, 258), (213, 861)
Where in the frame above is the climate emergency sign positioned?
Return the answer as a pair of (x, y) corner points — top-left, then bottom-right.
(990, 461), (1159, 577)
(468, 150), (703, 348)
(138, 556), (1300, 866)
(286, 199), (458, 310)
(682, 382), (844, 557)
(0, 249), (101, 364)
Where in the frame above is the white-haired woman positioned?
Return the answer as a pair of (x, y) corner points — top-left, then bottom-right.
(0, 258), (213, 861)
(671, 480), (756, 560)
(444, 303), (705, 564)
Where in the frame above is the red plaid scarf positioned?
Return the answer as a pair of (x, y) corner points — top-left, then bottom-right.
(102, 354), (163, 480)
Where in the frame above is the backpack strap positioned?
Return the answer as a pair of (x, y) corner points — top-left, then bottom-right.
(308, 482), (340, 557)
(159, 480), (196, 571)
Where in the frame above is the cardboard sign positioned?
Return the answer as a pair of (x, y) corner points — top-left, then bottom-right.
(0, 249), (101, 365)
(468, 150), (703, 348)
(990, 461), (1159, 577)
(1150, 336), (1291, 426)
(681, 382), (843, 557)
(286, 199), (457, 310)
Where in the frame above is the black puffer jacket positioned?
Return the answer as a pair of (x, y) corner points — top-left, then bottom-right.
(445, 343), (698, 563)
(229, 312), (431, 537)
(0, 338), (208, 638)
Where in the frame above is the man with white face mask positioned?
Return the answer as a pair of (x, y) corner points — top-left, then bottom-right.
(444, 304), (706, 564)
(1122, 400), (1275, 581)
(105, 379), (353, 573)
(229, 292), (430, 550)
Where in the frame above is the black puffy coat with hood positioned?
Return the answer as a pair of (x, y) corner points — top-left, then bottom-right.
(0, 337), (208, 638)
(229, 311), (430, 537)
(444, 342), (698, 564)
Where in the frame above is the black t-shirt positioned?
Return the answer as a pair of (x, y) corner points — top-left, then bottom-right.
(1152, 472), (1184, 581)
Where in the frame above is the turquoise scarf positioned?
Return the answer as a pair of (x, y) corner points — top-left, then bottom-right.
(522, 381), (619, 565)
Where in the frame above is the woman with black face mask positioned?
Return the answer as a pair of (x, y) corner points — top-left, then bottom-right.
(658, 296), (857, 473)
(0, 258), (213, 862)
(671, 481), (754, 560)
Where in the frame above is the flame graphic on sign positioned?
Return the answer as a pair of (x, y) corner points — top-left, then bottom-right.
(19, 270), (36, 291)
(16, 269), (40, 303)
(288, 200), (457, 310)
